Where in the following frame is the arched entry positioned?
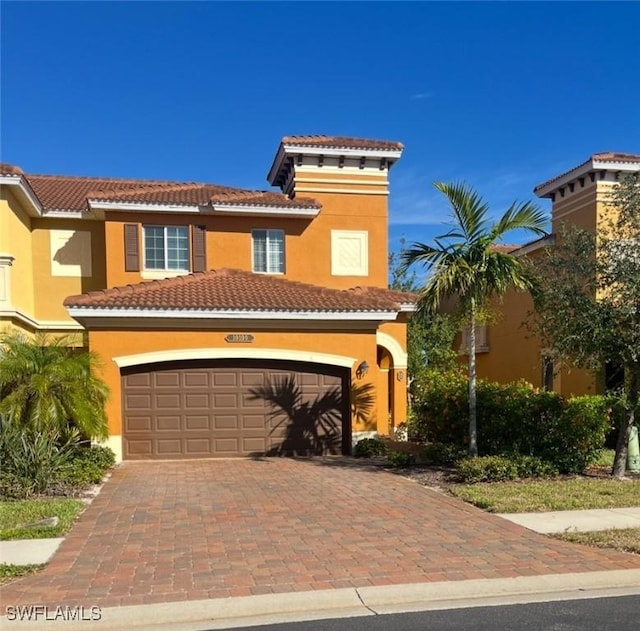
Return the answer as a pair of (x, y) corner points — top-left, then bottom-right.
(376, 331), (409, 434)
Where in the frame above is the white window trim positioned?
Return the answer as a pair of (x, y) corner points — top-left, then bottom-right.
(251, 229), (285, 274)
(143, 225), (190, 272)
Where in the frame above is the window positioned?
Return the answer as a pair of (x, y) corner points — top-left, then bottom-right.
(252, 229), (284, 273)
(144, 226), (189, 271)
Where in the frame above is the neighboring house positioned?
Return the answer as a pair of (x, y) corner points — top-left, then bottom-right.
(474, 152), (640, 395)
(0, 135), (416, 461)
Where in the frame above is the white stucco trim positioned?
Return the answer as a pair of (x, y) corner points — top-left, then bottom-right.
(212, 203), (319, 218)
(99, 435), (123, 463)
(67, 307), (398, 321)
(0, 308), (84, 331)
(88, 200), (203, 213)
(113, 347), (357, 369)
(376, 331), (407, 369)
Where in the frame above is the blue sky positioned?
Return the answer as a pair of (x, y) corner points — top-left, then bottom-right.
(2, 1), (639, 253)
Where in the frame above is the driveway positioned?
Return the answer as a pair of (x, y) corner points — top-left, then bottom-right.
(2, 459), (640, 609)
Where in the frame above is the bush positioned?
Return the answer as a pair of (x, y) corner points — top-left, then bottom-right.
(420, 442), (466, 466)
(387, 451), (415, 468)
(457, 454), (559, 483)
(0, 422), (78, 499)
(408, 371), (610, 474)
(61, 445), (116, 488)
(354, 437), (388, 458)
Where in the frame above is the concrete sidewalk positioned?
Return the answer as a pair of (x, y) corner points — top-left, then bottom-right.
(498, 507), (640, 534)
(2, 507), (639, 566)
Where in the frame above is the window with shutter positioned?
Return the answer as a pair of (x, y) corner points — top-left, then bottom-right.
(192, 225), (207, 272)
(124, 224), (140, 272)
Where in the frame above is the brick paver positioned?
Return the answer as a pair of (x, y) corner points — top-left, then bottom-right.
(2, 459), (640, 609)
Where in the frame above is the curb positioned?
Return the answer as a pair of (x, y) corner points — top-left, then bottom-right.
(3, 570), (640, 630)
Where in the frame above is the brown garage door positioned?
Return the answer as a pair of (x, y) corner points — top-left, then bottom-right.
(121, 360), (350, 459)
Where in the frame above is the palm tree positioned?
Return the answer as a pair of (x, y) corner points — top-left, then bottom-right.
(0, 333), (109, 441)
(402, 182), (547, 456)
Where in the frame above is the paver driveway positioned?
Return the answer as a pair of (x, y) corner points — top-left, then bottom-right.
(2, 459), (640, 609)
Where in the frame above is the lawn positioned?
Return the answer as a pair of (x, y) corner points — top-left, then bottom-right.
(0, 564), (45, 585)
(554, 528), (640, 555)
(0, 498), (84, 540)
(449, 477), (640, 513)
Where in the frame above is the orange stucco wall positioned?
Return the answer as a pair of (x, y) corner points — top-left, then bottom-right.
(89, 326), (392, 439)
(103, 188), (388, 290)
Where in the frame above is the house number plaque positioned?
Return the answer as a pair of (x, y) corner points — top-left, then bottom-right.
(225, 334), (254, 343)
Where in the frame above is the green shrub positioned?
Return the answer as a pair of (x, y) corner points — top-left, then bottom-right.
(408, 370), (610, 473)
(387, 451), (415, 467)
(60, 445), (116, 488)
(513, 455), (559, 478)
(457, 455), (557, 483)
(458, 456), (520, 483)
(420, 442), (466, 466)
(354, 437), (388, 458)
(0, 422), (78, 499)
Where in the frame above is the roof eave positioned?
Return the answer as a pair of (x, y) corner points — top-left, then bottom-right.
(0, 174), (43, 217)
(211, 203), (320, 218)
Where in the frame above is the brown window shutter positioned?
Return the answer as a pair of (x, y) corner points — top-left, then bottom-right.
(124, 224), (140, 272)
(192, 225), (207, 272)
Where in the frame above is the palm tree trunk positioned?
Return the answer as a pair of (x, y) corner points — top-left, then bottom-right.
(612, 363), (639, 478)
(468, 298), (478, 457)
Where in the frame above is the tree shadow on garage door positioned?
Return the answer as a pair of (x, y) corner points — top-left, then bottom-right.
(248, 375), (345, 456)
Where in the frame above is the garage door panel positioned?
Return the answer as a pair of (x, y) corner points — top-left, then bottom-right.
(156, 416), (181, 431)
(184, 438), (211, 454)
(154, 372), (180, 388)
(214, 393), (238, 408)
(214, 415), (239, 429)
(125, 394), (152, 409)
(122, 361), (348, 459)
(185, 393), (209, 409)
(155, 394), (181, 409)
(184, 372), (209, 387)
(124, 373), (151, 388)
(156, 439), (183, 455)
(125, 416), (152, 431)
(213, 372), (237, 387)
(185, 415), (210, 430)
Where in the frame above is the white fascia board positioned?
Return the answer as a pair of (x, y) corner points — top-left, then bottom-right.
(0, 175), (43, 216)
(282, 145), (403, 161)
(87, 200), (204, 214)
(212, 203), (319, 218)
(42, 209), (86, 219)
(534, 159), (640, 198)
(399, 302), (417, 312)
(512, 235), (555, 257)
(66, 307), (398, 321)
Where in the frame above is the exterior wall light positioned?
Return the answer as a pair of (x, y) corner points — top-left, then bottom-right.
(356, 361), (369, 379)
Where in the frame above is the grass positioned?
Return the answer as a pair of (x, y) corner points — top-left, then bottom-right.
(449, 477), (640, 513)
(0, 564), (45, 584)
(553, 528), (640, 555)
(0, 498), (84, 540)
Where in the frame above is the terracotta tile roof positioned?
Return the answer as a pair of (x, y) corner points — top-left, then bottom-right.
(64, 269), (406, 313)
(490, 244), (519, 253)
(535, 152), (640, 193)
(4, 170), (319, 213)
(0, 163), (24, 175)
(282, 135), (404, 152)
(349, 286), (419, 305)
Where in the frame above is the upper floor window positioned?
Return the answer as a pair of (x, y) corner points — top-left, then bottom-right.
(252, 229), (284, 274)
(144, 226), (189, 271)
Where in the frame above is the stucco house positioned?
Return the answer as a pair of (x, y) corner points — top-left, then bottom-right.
(0, 135), (416, 461)
(474, 152), (640, 395)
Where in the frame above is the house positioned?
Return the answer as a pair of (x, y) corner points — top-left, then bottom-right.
(475, 152), (640, 395)
(0, 135), (416, 461)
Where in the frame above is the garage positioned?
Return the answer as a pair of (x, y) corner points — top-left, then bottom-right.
(121, 359), (350, 459)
